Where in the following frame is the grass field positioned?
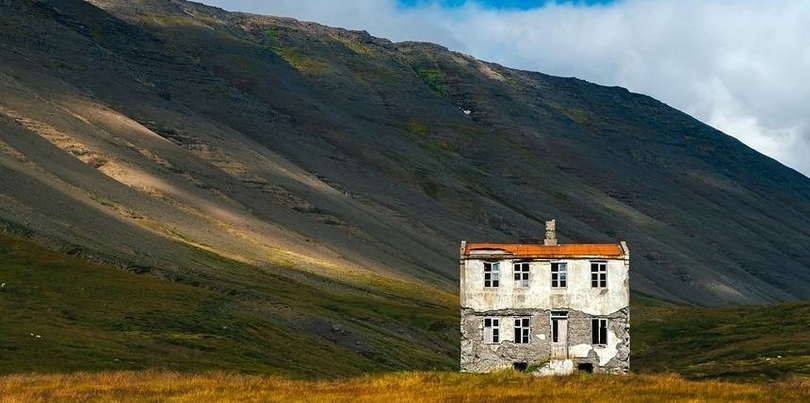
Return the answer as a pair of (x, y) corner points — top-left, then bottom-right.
(4, 231), (810, 401)
(2, 371), (809, 403)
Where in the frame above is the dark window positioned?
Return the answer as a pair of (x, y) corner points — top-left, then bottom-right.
(514, 317), (530, 344)
(551, 262), (567, 288)
(484, 262), (500, 288)
(591, 261), (607, 288)
(514, 262), (530, 287)
(484, 317), (500, 343)
(591, 318), (608, 345)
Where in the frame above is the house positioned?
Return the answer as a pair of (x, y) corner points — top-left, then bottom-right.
(459, 220), (630, 375)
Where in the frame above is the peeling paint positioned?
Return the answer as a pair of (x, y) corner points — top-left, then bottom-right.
(596, 329), (620, 366)
(569, 343), (592, 358)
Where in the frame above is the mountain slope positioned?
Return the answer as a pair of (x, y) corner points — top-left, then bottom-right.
(0, 0), (809, 317)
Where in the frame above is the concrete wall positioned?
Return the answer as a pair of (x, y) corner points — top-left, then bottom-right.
(460, 258), (629, 315)
(460, 253), (630, 374)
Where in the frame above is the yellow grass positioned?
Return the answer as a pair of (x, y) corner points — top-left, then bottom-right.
(2, 371), (809, 403)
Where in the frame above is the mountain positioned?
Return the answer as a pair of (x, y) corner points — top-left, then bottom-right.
(1, 0), (810, 322)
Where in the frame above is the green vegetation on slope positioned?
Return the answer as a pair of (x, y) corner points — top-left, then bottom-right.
(632, 301), (810, 380)
(0, 233), (457, 376)
(3, 231), (810, 381)
(415, 68), (447, 94)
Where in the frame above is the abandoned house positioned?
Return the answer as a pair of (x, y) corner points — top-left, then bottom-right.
(459, 220), (630, 375)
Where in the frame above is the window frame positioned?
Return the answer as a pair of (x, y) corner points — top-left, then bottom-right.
(514, 317), (530, 344)
(591, 261), (607, 288)
(591, 318), (608, 346)
(483, 317), (500, 343)
(551, 262), (567, 288)
(513, 262), (530, 288)
(484, 261), (500, 288)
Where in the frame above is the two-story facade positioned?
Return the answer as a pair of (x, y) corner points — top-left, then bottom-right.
(460, 220), (630, 375)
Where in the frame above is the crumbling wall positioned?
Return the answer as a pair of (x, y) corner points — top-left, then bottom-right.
(460, 308), (552, 372)
(460, 307), (629, 374)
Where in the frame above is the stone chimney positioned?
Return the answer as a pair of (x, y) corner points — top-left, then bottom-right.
(544, 219), (557, 246)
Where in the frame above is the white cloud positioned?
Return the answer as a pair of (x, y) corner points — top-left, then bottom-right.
(206, 0), (810, 177)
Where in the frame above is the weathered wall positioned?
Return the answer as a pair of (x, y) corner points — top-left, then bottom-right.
(459, 249), (630, 374)
(460, 308), (630, 374)
(460, 258), (630, 315)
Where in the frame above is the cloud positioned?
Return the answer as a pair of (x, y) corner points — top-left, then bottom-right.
(206, 0), (810, 177)
(209, 0), (467, 48)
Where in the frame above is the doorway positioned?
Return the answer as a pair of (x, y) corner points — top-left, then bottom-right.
(551, 311), (568, 359)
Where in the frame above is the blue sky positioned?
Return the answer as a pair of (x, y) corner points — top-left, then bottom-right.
(204, 0), (810, 178)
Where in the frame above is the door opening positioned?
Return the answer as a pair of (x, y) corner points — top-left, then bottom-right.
(551, 311), (569, 359)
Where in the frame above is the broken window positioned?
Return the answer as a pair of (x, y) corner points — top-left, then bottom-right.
(513, 262), (530, 288)
(591, 261), (607, 288)
(551, 262), (567, 288)
(484, 262), (500, 288)
(591, 318), (608, 345)
(551, 311), (568, 343)
(483, 317), (500, 343)
(514, 317), (530, 344)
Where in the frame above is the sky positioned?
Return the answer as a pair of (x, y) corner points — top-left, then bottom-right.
(204, 0), (810, 178)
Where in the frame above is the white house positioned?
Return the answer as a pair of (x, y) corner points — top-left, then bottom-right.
(459, 220), (630, 374)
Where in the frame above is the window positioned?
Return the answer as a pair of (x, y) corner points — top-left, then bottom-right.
(551, 311), (567, 343)
(551, 262), (567, 288)
(514, 262), (530, 287)
(484, 262), (500, 288)
(592, 318), (608, 345)
(514, 317), (530, 344)
(591, 261), (607, 288)
(483, 317), (500, 343)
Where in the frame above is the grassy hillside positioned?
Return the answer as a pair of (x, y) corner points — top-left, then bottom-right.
(632, 300), (810, 380)
(0, 233), (457, 376)
(3, 230), (810, 382)
(2, 371), (809, 403)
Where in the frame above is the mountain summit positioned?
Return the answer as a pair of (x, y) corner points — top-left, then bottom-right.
(1, 0), (809, 308)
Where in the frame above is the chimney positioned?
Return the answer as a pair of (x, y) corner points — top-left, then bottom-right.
(544, 219), (557, 246)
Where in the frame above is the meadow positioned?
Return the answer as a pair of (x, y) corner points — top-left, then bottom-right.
(4, 233), (810, 401)
(3, 370), (810, 403)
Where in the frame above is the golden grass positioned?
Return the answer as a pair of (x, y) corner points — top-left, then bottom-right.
(2, 371), (809, 403)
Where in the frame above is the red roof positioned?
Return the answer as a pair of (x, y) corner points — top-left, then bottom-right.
(463, 243), (625, 258)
